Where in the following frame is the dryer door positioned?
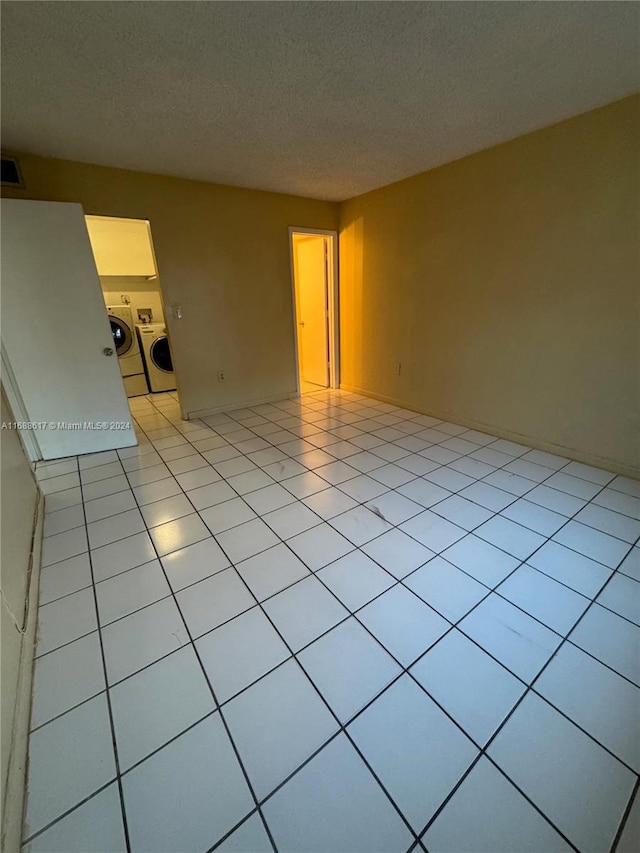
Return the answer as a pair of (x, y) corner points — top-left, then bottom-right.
(110, 316), (133, 356)
(150, 335), (174, 372)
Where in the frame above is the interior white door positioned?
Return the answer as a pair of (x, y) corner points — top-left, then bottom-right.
(1, 199), (137, 459)
(295, 236), (329, 386)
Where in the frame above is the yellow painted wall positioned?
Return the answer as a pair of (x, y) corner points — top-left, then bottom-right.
(2, 156), (338, 417)
(1, 389), (38, 825)
(340, 96), (640, 475)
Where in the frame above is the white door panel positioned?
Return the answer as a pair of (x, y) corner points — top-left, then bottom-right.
(295, 236), (328, 387)
(1, 199), (136, 459)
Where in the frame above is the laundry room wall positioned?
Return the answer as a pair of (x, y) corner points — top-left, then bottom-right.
(2, 156), (338, 418)
(100, 277), (166, 327)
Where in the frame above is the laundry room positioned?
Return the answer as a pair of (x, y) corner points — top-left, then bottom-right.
(84, 215), (178, 398)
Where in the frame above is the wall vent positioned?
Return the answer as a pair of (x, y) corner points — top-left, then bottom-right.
(1, 155), (24, 187)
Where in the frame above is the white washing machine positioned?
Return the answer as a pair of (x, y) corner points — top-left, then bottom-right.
(106, 305), (149, 396)
(136, 323), (177, 392)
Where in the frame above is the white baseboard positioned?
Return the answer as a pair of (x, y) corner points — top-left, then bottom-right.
(1, 492), (44, 853)
(340, 383), (639, 480)
(187, 389), (299, 421)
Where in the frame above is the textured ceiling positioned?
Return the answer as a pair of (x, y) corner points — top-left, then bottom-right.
(2, 2), (639, 201)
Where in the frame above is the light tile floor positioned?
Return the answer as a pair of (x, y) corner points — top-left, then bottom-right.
(25, 389), (640, 853)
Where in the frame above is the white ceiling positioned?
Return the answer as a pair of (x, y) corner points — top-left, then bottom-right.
(2, 2), (638, 202)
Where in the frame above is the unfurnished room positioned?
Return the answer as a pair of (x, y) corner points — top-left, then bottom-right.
(0, 2), (639, 852)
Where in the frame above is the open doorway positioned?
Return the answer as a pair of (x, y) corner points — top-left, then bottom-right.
(290, 228), (339, 393)
(84, 215), (179, 403)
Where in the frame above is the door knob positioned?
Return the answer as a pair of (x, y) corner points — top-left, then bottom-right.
(299, 321), (305, 327)
(103, 347), (114, 356)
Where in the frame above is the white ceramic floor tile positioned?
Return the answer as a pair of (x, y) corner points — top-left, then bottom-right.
(263, 500), (321, 539)
(196, 607), (290, 703)
(149, 513), (211, 557)
(101, 597), (189, 684)
(302, 486), (358, 520)
(441, 534), (519, 588)
(594, 488), (640, 520)
(618, 548), (640, 582)
(329, 505), (393, 545)
(160, 537), (230, 593)
(286, 523), (354, 571)
(125, 463), (171, 488)
(110, 644), (215, 771)
(575, 503), (640, 543)
(43, 504), (85, 537)
(36, 587), (98, 656)
(298, 618), (400, 722)
(616, 790), (640, 853)
(96, 560), (170, 626)
(474, 516), (545, 561)
(317, 550), (395, 611)
(596, 572), (640, 626)
(338, 473), (388, 503)
(199, 497), (257, 534)
(263, 575), (348, 650)
(569, 603), (640, 686)
(405, 557), (488, 622)
(424, 757), (572, 853)
(553, 520), (630, 568)
(459, 594), (561, 683)
(87, 508), (145, 549)
(29, 391), (636, 851)
(358, 584), (450, 665)
(262, 734), (413, 853)
(362, 530), (434, 579)
(82, 474), (130, 502)
(224, 658), (338, 798)
(501, 498), (566, 537)
(411, 629), (525, 746)
(488, 692), (635, 852)
(41, 526), (88, 568)
(536, 642), (640, 771)
(139, 494), (193, 528)
(431, 494), (493, 531)
(524, 483), (586, 516)
(31, 631), (105, 729)
(89, 531), (156, 583)
(544, 471), (602, 500)
(364, 491), (424, 525)
(214, 813), (272, 853)
(132, 477), (182, 506)
(80, 461), (124, 485)
(23, 784), (125, 852)
(83, 490), (137, 524)
(398, 478), (451, 508)
(526, 540), (611, 597)
(459, 481), (514, 512)
(25, 694), (116, 838)
(175, 465), (223, 492)
(216, 518), (280, 563)
(497, 564), (590, 635)
(177, 568), (255, 638)
(236, 543), (311, 601)
(122, 714), (254, 853)
(348, 675), (477, 831)
(44, 487), (83, 513)
(38, 553), (92, 605)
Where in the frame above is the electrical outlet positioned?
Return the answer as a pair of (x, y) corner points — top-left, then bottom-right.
(217, 370), (226, 383)
(394, 362), (402, 375)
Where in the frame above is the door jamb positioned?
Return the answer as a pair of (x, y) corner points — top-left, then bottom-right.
(288, 227), (340, 394)
(1, 343), (42, 462)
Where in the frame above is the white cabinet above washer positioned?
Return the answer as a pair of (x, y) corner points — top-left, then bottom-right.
(85, 215), (157, 277)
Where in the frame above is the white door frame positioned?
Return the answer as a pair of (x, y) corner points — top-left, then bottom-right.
(288, 227), (339, 393)
(1, 343), (41, 462)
